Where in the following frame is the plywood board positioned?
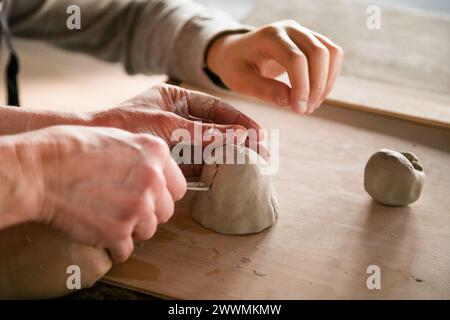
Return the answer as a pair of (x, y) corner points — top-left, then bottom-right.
(328, 76), (450, 129)
(104, 94), (450, 299)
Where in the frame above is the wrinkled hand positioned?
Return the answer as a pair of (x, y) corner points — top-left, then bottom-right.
(92, 84), (262, 146)
(92, 84), (265, 174)
(24, 125), (186, 263)
(207, 20), (343, 114)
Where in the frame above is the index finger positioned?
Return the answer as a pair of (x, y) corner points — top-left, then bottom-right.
(259, 29), (311, 113)
(186, 90), (263, 140)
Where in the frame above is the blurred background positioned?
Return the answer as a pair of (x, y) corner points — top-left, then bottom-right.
(198, 0), (450, 18)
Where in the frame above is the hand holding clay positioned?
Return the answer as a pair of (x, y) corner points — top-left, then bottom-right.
(364, 149), (425, 206)
(1, 125), (186, 263)
(0, 223), (112, 299)
(92, 84), (263, 147)
(192, 144), (279, 234)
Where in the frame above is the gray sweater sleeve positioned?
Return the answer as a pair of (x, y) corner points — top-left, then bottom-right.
(7, 0), (251, 89)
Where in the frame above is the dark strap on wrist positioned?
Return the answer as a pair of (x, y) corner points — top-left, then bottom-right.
(0, 0), (20, 106)
(203, 66), (228, 89)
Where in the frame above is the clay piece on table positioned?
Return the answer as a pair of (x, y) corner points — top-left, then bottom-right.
(364, 149), (425, 206)
(0, 222), (112, 299)
(191, 144), (279, 235)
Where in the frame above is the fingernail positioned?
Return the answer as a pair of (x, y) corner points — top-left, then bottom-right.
(297, 100), (307, 113)
(307, 101), (316, 113)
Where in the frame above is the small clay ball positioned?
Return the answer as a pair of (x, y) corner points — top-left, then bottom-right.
(364, 149), (425, 206)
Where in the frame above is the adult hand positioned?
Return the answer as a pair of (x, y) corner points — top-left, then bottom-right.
(206, 20), (344, 114)
(0, 84), (261, 145)
(92, 84), (267, 173)
(2, 125), (186, 263)
(92, 83), (262, 146)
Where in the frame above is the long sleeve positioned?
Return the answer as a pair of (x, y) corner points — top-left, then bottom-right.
(6, 0), (250, 89)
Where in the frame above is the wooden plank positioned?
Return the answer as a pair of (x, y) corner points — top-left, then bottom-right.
(273, 73), (450, 129)
(104, 94), (450, 299)
(328, 76), (450, 129)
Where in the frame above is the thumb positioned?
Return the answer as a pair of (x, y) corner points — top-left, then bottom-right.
(167, 114), (247, 147)
(167, 113), (247, 158)
(188, 120), (248, 147)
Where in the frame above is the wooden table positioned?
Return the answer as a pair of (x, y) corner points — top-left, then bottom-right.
(4, 40), (449, 300)
(104, 91), (450, 299)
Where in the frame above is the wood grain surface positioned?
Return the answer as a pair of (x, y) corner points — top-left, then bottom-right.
(1, 14), (448, 298)
(328, 76), (450, 129)
(104, 92), (450, 299)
